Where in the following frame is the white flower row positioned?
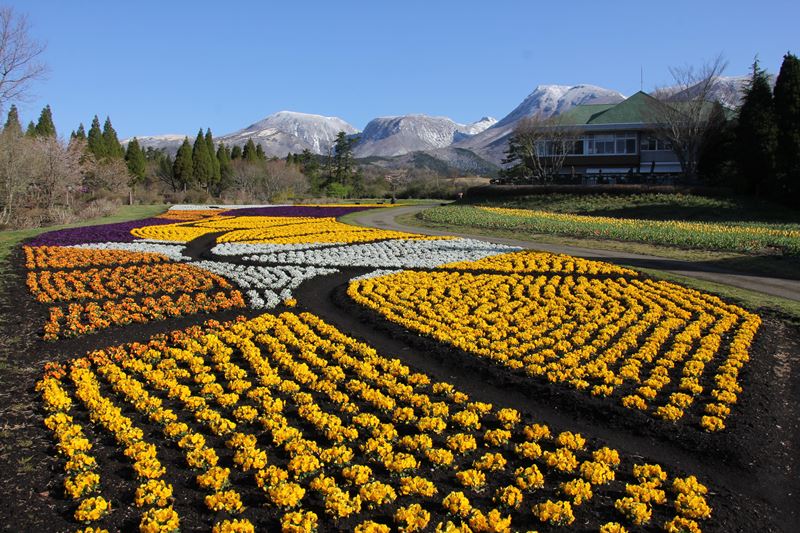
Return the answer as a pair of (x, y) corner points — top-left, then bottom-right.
(238, 238), (519, 269)
(212, 241), (341, 256)
(190, 260), (338, 309)
(72, 242), (190, 261)
(350, 269), (403, 282)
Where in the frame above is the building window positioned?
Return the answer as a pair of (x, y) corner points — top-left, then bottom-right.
(586, 133), (636, 155)
(641, 136), (672, 151)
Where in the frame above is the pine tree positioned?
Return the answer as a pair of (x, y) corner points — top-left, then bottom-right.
(192, 129), (213, 189)
(102, 117), (125, 159)
(333, 131), (357, 185)
(243, 139), (258, 162)
(773, 52), (800, 206)
(25, 121), (36, 137)
(205, 129), (221, 186)
(87, 116), (106, 158)
(230, 144), (242, 160)
(173, 137), (194, 188)
(74, 123), (87, 141)
(255, 143), (266, 160)
(736, 59), (778, 196)
(125, 138), (147, 181)
(3, 105), (22, 136)
(217, 143), (232, 179)
(34, 105), (57, 137)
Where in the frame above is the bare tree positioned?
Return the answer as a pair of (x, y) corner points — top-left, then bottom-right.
(501, 114), (582, 183)
(650, 54), (729, 180)
(0, 128), (35, 225)
(0, 7), (47, 111)
(227, 159), (308, 203)
(30, 136), (83, 210)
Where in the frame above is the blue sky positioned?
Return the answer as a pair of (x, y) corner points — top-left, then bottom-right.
(9, 0), (800, 139)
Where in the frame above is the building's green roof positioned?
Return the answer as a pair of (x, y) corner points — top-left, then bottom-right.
(559, 91), (664, 125)
(557, 103), (617, 125)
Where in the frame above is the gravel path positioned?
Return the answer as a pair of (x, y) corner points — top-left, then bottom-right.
(351, 204), (800, 302)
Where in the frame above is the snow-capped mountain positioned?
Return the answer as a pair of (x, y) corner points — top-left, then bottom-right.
(218, 111), (358, 156)
(124, 134), (188, 152)
(455, 84), (626, 163)
(352, 115), (498, 158)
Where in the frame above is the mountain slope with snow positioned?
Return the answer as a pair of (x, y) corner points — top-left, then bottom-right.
(352, 115), (497, 158)
(123, 134), (188, 152)
(218, 111), (358, 156)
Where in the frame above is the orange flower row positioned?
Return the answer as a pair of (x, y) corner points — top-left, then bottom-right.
(28, 263), (231, 304)
(24, 246), (172, 270)
(43, 290), (245, 340)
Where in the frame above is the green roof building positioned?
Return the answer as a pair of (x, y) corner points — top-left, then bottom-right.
(554, 91), (682, 178)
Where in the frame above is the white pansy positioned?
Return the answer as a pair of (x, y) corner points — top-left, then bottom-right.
(240, 238), (519, 269)
(212, 241), (341, 256)
(71, 242), (190, 261)
(350, 269), (403, 281)
(191, 260), (337, 309)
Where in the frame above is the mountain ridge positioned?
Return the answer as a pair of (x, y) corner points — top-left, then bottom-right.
(124, 76), (750, 169)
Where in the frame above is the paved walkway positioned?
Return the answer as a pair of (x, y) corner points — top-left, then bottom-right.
(351, 204), (800, 302)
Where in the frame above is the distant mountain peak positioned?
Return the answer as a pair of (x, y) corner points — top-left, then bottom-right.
(353, 114), (498, 158)
(220, 111), (358, 155)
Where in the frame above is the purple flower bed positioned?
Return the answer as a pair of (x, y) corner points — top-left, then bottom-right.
(223, 205), (381, 218)
(27, 217), (176, 247)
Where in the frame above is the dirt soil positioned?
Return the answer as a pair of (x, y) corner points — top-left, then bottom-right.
(1, 233), (798, 532)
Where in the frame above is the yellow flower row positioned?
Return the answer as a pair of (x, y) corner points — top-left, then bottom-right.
(440, 250), (638, 277)
(215, 217), (442, 245)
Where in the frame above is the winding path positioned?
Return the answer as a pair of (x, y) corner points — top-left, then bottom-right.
(351, 204), (800, 302)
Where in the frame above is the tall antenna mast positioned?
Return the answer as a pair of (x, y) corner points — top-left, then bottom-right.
(640, 66), (644, 91)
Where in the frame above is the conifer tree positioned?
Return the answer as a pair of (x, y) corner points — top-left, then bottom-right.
(243, 139), (258, 162)
(255, 143), (266, 160)
(736, 59), (777, 196)
(230, 144), (242, 160)
(125, 138), (147, 181)
(173, 137), (194, 188)
(192, 129), (213, 189)
(217, 143), (233, 185)
(3, 105), (22, 136)
(102, 116), (125, 159)
(34, 104), (56, 137)
(205, 128), (221, 185)
(73, 123), (87, 141)
(87, 116), (106, 158)
(25, 120), (36, 137)
(773, 52), (800, 206)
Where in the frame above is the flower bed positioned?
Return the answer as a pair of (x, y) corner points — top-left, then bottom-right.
(348, 256), (760, 432)
(420, 205), (800, 255)
(38, 312), (714, 532)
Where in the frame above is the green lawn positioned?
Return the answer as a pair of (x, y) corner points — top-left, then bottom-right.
(0, 204), (168, 268)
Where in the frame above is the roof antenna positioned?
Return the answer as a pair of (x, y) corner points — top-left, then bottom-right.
(640, 66), (644, 92)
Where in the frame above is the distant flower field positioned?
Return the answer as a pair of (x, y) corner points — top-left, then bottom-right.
(419, 205), (800, 255)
